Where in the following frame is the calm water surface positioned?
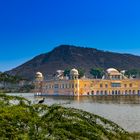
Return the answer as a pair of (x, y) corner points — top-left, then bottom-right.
(8, 93), (140, 132)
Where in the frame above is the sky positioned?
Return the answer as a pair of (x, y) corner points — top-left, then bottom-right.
(0, 0), (140, 71)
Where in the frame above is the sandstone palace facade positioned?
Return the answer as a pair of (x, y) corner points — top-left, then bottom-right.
(34, 68), (140, 96)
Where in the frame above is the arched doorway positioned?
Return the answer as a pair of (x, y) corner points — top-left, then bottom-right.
(96, 91), (99, 95)
(101, 90), (103, 95)
(125, 90), (128, 95)
(118, 90), (120, 95)
(104, 90), (107, 95)
(91, 91), (94, 95)
(112, 91), (115, 95)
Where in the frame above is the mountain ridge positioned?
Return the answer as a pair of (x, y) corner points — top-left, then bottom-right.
(7, 45), (140, 80)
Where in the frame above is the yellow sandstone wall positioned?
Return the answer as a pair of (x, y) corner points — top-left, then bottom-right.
(35, 78), (140, 96)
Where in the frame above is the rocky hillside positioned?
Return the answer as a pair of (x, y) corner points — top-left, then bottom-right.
(7, 45), (140, 80)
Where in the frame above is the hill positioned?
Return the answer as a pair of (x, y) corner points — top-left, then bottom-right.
(7, 45), (140, 80)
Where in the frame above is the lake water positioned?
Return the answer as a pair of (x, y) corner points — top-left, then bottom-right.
(8, 93), (140, 132)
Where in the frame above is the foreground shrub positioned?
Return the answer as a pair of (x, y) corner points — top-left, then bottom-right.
(0, 94), (139, 140)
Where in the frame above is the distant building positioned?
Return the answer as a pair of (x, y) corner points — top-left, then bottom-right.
(34, 68), (140, 96)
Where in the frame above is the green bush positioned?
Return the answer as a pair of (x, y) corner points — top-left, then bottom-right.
(0, 94), (139, 140)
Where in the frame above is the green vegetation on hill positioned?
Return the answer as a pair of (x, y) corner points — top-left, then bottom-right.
(0, 94), (140, 139)
(0, 72), (23, 83)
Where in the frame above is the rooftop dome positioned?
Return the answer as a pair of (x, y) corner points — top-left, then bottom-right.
(36, 72), (43, 78)
(106, 68), (119, 74)
(70, 68), (79, 76)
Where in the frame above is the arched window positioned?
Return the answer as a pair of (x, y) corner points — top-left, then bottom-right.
(125, 90), (128, 95)
(105, 90), (107, 95)
(101, 90), (103, 95)
(112, 91), (114, 95)
(72, 84), (74, 88)
(62, 84), (65, 88)
(96, 91), (99, 95)
(100, 84), (103, 88)
(129, 83), (132, 87)
(118, 90), (120, 95)
(91, 91), (94, 95)
(124, 84), (127, 88)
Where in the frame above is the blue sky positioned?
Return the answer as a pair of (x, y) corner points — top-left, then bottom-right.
(0, 0), (140, 71)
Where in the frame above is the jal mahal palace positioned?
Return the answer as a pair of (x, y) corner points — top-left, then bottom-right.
(34, 68), (140, 96)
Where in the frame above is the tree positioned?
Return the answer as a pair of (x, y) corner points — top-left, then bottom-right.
(0, 94), (139, 139)
(64, 69), (71, 76)
(90, 68), (104, 79)
(0, 72), (23, 83)
(78, 68), (85, 78)
(125, 69), (140, 78)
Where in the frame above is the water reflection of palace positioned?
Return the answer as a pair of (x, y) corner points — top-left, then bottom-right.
(34, 68), (140, 96)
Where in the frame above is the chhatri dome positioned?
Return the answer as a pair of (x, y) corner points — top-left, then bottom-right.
(106, 68), (120, 74)
(105, 68), (126, 80)
(36, 72), (43, 78)
(70, 68), (79, 76)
